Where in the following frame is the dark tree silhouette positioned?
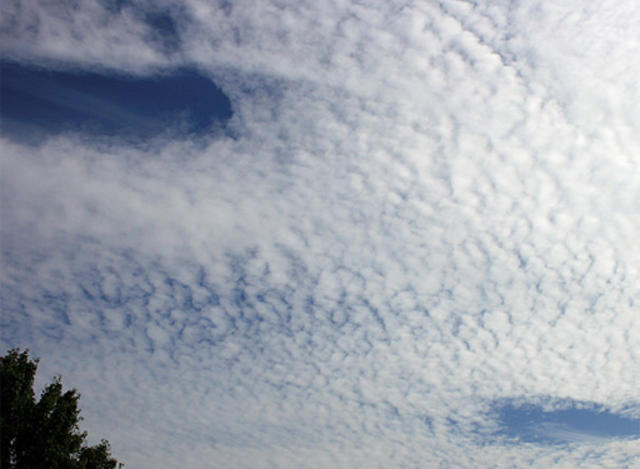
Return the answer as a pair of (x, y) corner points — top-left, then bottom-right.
(0, 349), (121, 469)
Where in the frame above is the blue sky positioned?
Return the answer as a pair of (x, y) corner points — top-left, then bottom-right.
(1, 61), (231, 143)
(1, 1), (639, 468)
(493, 399), (640, 445)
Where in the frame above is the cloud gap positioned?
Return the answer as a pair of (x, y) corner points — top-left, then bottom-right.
(0, 61), (232, 144)
(490, 398), (640, 445)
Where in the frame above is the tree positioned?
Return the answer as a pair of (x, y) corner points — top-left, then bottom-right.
(1, 349), (122, 469)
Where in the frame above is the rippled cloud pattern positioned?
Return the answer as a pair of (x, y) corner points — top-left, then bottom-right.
(1, 0), (639, 467)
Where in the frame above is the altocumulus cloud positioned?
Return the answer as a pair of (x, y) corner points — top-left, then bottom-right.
(1, 1), (639, 468)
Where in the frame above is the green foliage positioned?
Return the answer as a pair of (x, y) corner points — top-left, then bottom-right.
(0, 349), (122, 469)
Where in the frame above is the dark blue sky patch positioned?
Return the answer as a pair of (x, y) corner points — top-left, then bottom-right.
(144, 9), (182, 53)
(99, 0), (185, 53)
(491, 398), (640, 445)
(1, 61), (232, 144)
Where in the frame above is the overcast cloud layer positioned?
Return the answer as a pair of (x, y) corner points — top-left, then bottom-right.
(1, 1), (639, 467)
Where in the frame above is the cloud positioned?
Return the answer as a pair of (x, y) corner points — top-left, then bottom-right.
(1, 0), (639, 467)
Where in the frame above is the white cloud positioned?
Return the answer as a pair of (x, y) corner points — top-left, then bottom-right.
(2, 0), (639, 467)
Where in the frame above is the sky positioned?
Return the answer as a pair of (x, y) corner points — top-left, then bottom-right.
(1, 0), (639, 467)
